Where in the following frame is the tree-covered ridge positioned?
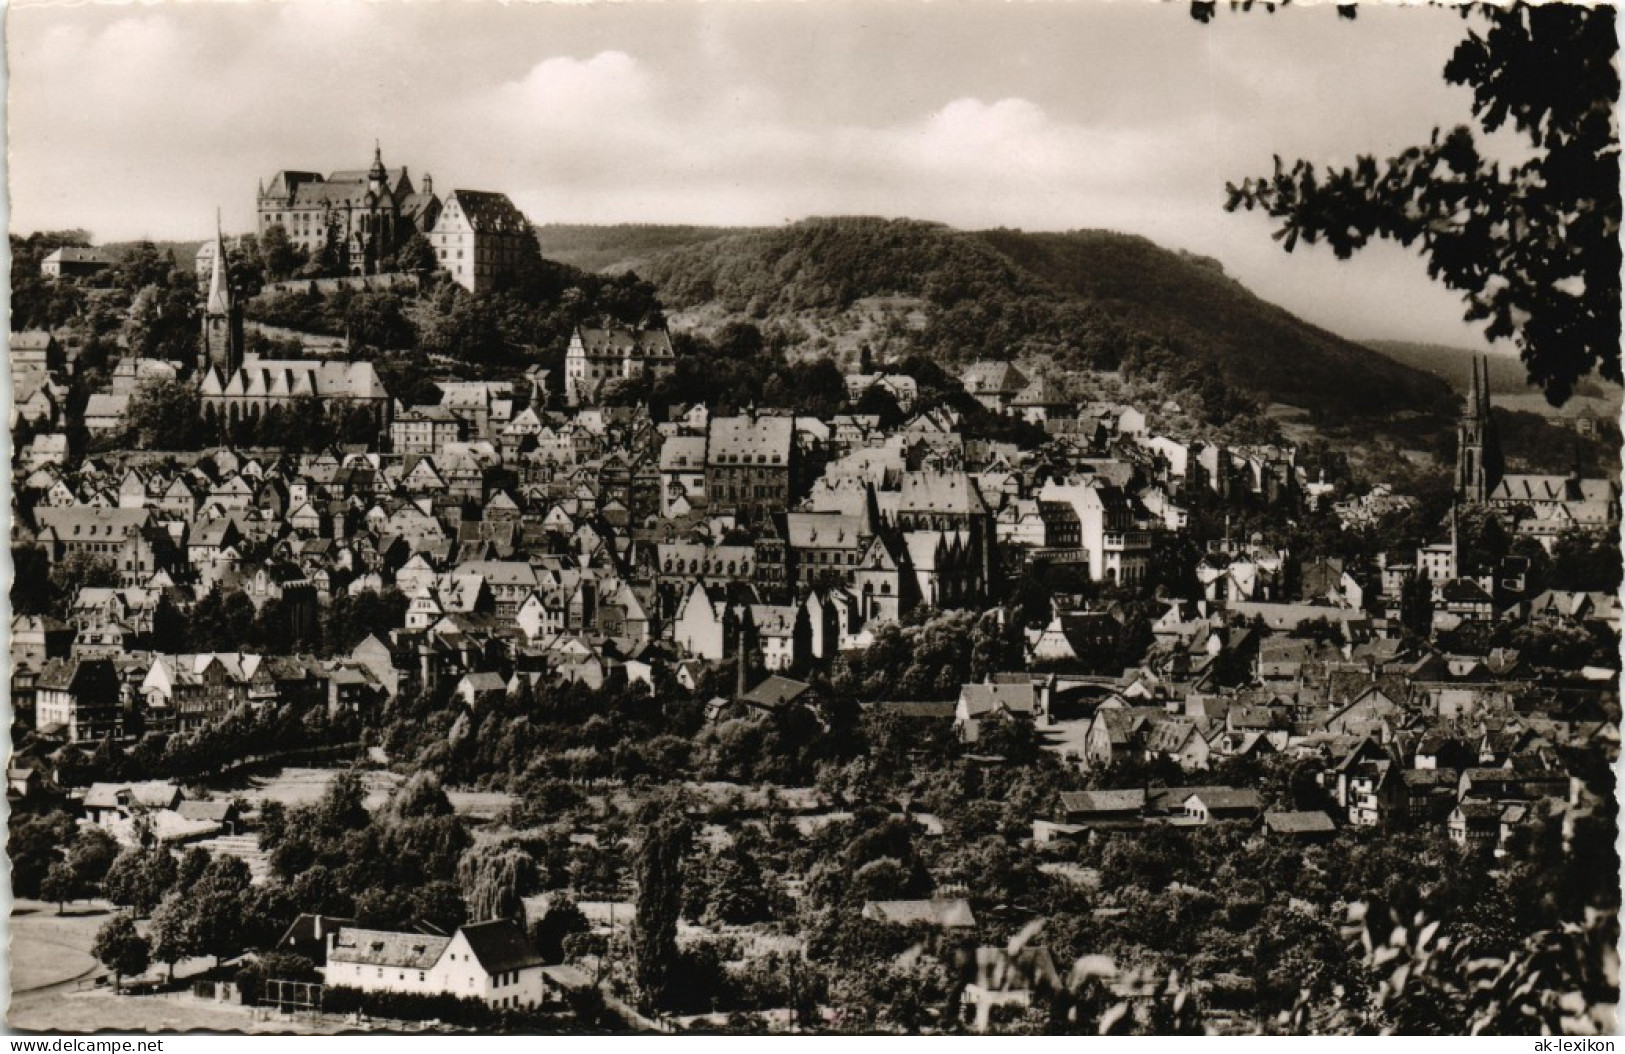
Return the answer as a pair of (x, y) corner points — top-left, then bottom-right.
(974, 229), (1457, 422)
(533, 224), (765, 274)
(642, 218), (1042, 316)
(627, 217), (1455, 424)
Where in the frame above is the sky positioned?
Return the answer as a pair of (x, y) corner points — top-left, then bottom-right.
(6, 0), (1525, 350)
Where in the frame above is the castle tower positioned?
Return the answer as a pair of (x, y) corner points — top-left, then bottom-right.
(199, 211), (243, 378)
(1455, 356), (1503, 503)
(368, 140), (388, 198)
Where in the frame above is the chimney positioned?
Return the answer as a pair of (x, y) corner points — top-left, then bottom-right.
(736, 621), (750, 698)
(422, 172), (433, 196)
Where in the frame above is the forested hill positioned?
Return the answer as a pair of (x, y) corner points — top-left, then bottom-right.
(972, 229), (1455, 422)
(533, 224), (761, 275)
(592, 217), (1454, 424)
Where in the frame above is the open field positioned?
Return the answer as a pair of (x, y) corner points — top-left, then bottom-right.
(9, 902), (107, 994)
(8, 986), (353, 1034)
(224, 767), (513, 820)
(7, 899), (347, 1034)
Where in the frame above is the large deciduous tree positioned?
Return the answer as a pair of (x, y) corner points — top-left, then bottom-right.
(149, 891), (196, 981)
(187, 855), (257, 967)
(1224, 3), (1619, 405)
(40, 861), (79, 914)
(104, 847), (180, 918)
(125, 377), (202, 451)
(92, 914), (151, 993)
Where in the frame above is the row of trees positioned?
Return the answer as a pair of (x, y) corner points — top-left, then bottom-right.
(161, 587), (406, 659)
(59, 703), (359, 786)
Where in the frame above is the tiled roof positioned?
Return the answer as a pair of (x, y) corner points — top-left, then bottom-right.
(961, 361), (1029, 395)
(1264, 810), (1335, 834)
(1060, 789), (1146, 814)
(441, 190), (530, 234)
(574, 326), (674, 359)
(459, 919), (546, 974)
(740, 675), (811, 709)
(708, 414), (794, 463)
(898, 471), (989, 518)
(959, 682), (1036, 717)
(329, 927), (450, 969)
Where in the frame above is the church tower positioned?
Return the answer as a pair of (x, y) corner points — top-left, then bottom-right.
(199, 213), (244, 378)
(1455, 356), (1502, 503)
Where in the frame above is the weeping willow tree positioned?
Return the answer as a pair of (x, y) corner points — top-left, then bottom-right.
(456, 844), (540, 923)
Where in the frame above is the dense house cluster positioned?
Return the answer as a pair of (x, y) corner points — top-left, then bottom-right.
(15, 332), (1617, 753)
(12, 205), (1619, 1034)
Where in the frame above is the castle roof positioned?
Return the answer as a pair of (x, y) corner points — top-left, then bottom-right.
(440, 190), (530, 234)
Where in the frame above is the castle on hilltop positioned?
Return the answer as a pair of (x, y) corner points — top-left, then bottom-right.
(256, 143), (532, 294)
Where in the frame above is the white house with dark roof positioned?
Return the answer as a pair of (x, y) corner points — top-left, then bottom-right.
(325, 919), (545, 1010)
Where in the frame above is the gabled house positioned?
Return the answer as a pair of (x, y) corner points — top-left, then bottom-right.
(955, 681), (1039, 743)
(326, 919), (546, 1010)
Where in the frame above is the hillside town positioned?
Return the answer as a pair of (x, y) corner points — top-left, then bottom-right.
(8, 150), (1620, 1036)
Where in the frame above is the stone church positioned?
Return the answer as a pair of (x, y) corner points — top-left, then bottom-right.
(1455, 356), (1619, 549)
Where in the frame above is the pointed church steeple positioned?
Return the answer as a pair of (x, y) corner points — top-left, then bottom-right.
(200, 209), (243, 377)
(205, 209), (232, 316)
(1455, 355), (1502, 505)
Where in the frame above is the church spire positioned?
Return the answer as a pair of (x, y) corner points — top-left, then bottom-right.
(205, 209), (231, 316)
(200, 208), (243, 377)
(1455, 355), (1503, 504)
